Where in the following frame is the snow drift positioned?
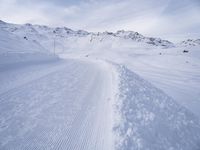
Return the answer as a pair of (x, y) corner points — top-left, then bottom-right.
(115, 65), (200, 150)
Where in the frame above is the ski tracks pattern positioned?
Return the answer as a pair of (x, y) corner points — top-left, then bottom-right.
(0, 60), (114, 150)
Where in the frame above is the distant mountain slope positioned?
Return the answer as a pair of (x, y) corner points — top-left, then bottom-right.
(0, 20), (175, 53)
(114, 30), (174, 47)
(0, 27), (56, 67)
(179, 39), (200, 47)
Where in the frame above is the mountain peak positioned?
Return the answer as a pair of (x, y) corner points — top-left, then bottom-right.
(24, 23), (33, 26)
(0, 20), (175, 48)
(0, 20), (6, 24)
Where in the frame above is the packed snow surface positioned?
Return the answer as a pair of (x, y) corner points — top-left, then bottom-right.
(0, 21), (200, 149)
(0, 59), (115, 150)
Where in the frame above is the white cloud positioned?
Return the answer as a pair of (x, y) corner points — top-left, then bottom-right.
(0, 0), (199, 41)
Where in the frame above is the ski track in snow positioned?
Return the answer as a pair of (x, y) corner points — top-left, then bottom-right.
(0, 59), (115, 150)
(0, 58), (200, 150)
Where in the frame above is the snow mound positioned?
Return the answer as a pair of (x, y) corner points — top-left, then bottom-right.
(115, 65), (200, 150)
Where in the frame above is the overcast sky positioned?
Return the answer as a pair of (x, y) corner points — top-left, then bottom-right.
(0, 0), (200, 41)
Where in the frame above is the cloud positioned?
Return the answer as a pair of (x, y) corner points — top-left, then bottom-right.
(0, 0), (199, 41)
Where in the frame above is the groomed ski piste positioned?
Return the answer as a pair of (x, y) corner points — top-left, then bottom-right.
(1, 23), (200, 150)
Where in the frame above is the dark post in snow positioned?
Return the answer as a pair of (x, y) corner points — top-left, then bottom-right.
(53, 38), (55, 55)
(53, 30), (56, 55)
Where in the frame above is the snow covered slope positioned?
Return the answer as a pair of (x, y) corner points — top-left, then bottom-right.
(115, 65), (200, 150)
(0, 28), (45, 54)
(0, 28), (57, 68)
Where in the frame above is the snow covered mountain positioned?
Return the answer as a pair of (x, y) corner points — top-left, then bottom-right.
(2, 20), (200, 52)
(114, 30), (174, 47)
(0, 20), (175, 54)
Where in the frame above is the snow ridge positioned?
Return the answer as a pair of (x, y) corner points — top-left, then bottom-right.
(0, 21), (174, 49)
(115, 65), (200, 150)
(114, 30), (174, 48)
